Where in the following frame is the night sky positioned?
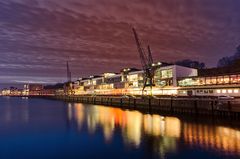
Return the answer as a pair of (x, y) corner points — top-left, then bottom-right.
(1, 0), (240, 84)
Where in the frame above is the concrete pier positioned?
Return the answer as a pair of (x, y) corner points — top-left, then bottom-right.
(53, 95), (240, 118)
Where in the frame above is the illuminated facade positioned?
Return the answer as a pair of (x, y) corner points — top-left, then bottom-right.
(3, 63), (238, 97)
(63, 63), (240, 97)
(177, 73), (240, 96)
(68, 65), (198, 96)
(1, 87), (22, 96)
(23, 84), (44, 96)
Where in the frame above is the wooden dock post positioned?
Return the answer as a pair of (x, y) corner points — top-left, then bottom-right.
(228, 101), (232, 117)
(148, 98), (152, 112)
(211, 101), (215, 116)
(170, 97), (173, 113)
(194, 100), (198, 115)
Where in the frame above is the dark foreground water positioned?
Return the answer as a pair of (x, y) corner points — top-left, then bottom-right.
(0, 97), (239, 159)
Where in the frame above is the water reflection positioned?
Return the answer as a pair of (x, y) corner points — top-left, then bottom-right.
(0, 97), (29, 124)
(183, 122), (240, 156)
(69, 103), (181, 157)
(68, 103), (240, 158)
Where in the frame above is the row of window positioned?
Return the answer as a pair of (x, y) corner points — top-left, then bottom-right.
(178, 74), (240, 86)
(179, 89), (239, 95)
(196, 90), (214, 94)
(216, 89), (239, 94)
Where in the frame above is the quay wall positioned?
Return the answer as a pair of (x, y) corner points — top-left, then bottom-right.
(52, 95), (240, 118)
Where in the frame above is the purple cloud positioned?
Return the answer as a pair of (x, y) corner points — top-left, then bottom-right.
(0, 0), (240, 83)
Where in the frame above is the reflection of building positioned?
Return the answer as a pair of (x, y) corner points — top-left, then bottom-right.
(143, 115), (180, 138)
(182, 122), (240, 155)
(68, 104), (181, 150)
(68, 104), (240, 157)
(123, 111), (143, 146)
(0, 101), (29, 123)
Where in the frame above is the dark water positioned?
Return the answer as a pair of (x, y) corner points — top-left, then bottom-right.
(0, 97), (239, 159)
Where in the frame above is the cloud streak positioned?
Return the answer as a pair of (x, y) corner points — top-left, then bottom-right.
(0, 0), (240, 83)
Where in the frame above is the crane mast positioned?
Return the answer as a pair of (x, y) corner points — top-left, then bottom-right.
(66, 61), (72, 83)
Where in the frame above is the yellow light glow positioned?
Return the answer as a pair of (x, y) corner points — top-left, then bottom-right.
(234, 89), (239, 93)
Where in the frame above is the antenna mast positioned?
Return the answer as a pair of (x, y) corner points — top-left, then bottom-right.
(66, 60), (72, 83)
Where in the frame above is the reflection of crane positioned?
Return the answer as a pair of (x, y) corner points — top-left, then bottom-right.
(132, 28), (155, 95)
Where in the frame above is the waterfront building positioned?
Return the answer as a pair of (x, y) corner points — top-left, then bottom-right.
(1, 87), (22, 96)
(62, 63), (240, 97)
(69, 64), (198, 96)
(3, 63), (240, 98)
(23, 84), (44, 96)
(1, 88), (11, 96)
(177, 73), (240, 96)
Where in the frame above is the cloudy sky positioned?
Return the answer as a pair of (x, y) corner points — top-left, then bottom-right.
(0, 0), (240, 84)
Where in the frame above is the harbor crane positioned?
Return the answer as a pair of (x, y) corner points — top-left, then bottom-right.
(132, 28), (155, 95)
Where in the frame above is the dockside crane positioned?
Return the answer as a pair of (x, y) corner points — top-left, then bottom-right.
(132, 28), (155, 95)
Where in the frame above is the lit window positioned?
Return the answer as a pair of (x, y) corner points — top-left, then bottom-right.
(222, 89), (226, 93)
(216, 90), (221, 93)
(161, 69), (173, 79)
(171, 90), (177, 94)
(234, 89), (239, 93)
(228, 89), (233, 93)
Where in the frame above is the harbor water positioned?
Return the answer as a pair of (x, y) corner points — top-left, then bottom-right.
(0, 97), (239, 159)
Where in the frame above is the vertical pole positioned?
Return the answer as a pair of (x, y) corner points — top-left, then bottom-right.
(211, 100), (214, 116)
(194, 100), (198, 115)
(228, 101), (232, 117)
(120, 98), (123, 107)
(149, 98), (152, 112)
